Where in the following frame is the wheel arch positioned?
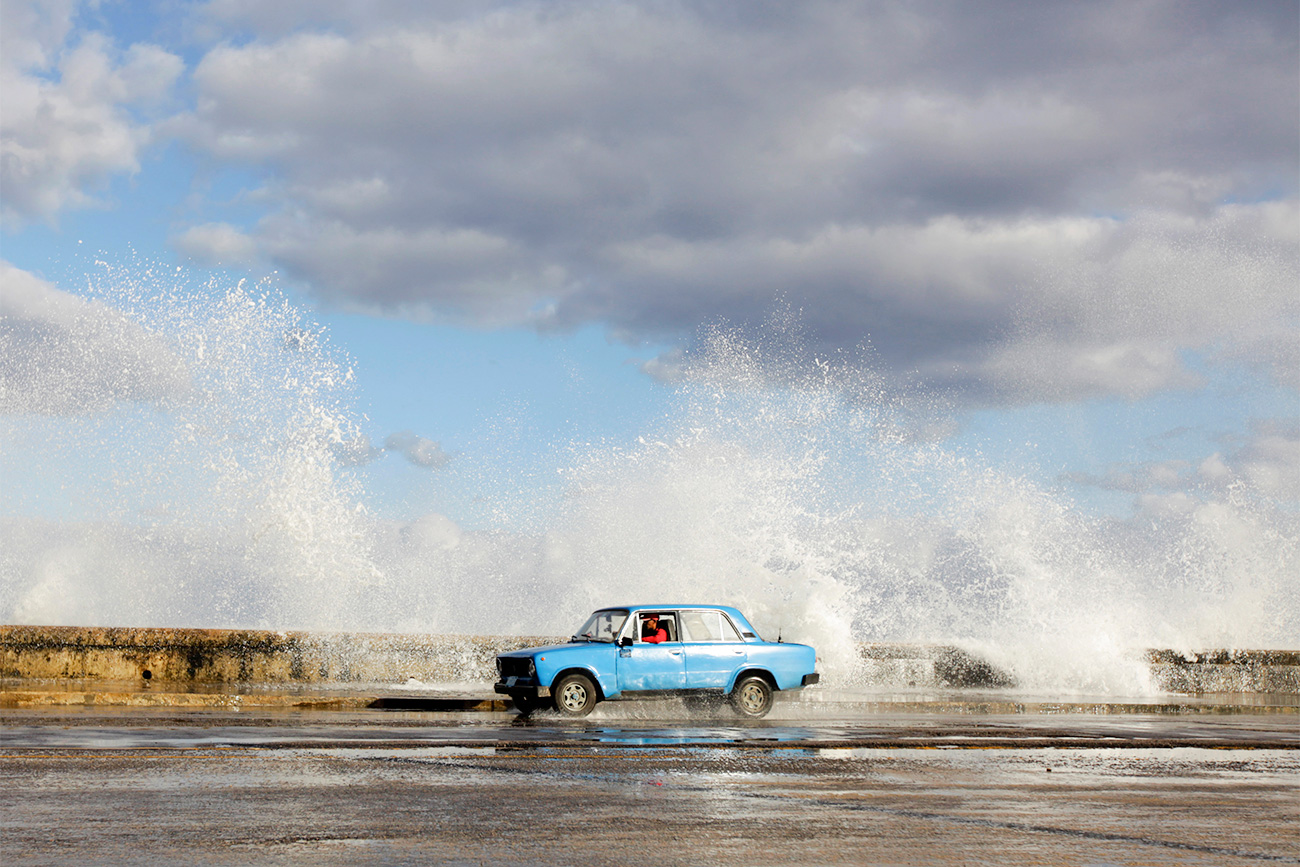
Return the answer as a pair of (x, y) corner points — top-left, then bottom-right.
(551, 666), (607, 700)
(729, 667), (777, 693)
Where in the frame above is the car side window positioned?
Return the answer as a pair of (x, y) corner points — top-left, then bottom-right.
(681, 612), (708, 641)
(718, 614), (743, 642)
(682, 610), (735, 642)
(638, 613), (678, 642)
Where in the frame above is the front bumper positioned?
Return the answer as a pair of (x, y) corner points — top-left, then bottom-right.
(494, 678), (551, 699)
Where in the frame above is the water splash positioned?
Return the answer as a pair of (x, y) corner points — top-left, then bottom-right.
(2, 261), (379, 630)
(372, 315), (1299, 692)
(1, 264), (1295, 692)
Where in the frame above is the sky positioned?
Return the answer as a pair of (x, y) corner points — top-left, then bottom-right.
(0, 1), (1297, 645)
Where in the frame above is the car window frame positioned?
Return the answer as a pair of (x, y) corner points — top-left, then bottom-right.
(629, 610), (682, 644)
(576, 608), (629, 643)
(679, 608), (745, 643)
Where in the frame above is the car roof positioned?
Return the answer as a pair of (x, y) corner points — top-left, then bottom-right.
(599, 604), (747, 619)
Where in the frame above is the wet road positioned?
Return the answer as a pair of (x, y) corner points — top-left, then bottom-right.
(3, 707), (1298, 866)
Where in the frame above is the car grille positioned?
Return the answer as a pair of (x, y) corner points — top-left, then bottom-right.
(497, 657), (532, 679)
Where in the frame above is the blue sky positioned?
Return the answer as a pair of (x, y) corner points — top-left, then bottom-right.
(1, 2), (1297, 643)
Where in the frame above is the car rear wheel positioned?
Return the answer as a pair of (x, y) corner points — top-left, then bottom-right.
(729, 675), (774, 718)
(553, 673), (598, 717)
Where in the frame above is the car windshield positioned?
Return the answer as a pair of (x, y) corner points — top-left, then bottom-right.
(572, 609), (628, 642)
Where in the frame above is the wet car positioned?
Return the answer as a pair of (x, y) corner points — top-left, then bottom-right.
(494, 605), (819, 718)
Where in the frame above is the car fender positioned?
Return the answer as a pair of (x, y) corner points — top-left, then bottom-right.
(548, 665), (612, 699)
(736, 642), (817, 691)
(725, 667), (776, 693)
(532, 646), (619, 698)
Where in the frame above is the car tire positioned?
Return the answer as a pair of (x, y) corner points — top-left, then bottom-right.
(552, 673), (598, 717)
(511, 695), (541, 715)
(729, 675), (774, 718)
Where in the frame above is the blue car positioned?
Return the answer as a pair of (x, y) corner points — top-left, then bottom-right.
(494, 605), (819, 718)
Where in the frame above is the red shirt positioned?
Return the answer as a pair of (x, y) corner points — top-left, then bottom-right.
(642, 626), (667, 644)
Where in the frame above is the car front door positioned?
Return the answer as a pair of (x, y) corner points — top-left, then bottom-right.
(679, 609), (747, 689)
(616, 612), (686, 692)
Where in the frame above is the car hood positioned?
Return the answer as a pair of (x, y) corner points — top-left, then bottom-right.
(497, 641), (610, 658)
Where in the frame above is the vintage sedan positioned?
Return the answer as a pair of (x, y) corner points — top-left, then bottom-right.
(494, 605), (819, 718)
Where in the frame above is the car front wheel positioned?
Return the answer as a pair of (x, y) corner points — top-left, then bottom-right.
(730, 675), (774, 718)
(553, 673), (598, 717)
(511, 694), (542, 715)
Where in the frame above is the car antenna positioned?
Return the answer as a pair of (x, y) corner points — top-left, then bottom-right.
(777, 626), (783, 643)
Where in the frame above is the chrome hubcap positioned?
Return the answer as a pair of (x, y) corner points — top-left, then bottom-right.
(560, 683), (587, 710)
(739, 683), (765, 712)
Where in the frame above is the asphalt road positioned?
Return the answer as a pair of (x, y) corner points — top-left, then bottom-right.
(3, 707), (1298, 866)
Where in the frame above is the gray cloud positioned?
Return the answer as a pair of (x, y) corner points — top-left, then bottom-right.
(0, 261), (190, 414)
(165, 0), (1297, 404)
(1066, 420), (1300, 503)
(331, 433), (386, 467)
(1213, 421), (1300, 499)
(384, 430), (451, 469)
(329, 430), (453, 469)
(8, 1), (1295, 405)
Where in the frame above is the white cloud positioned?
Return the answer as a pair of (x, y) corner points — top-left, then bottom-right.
(0, 0), (77, 70)
(1070, 422), (1300, 505)
(978, 338), (1203, 402)
(398, 512), (461, 551)
(0, 260), (189, 414)
(1198, 453), (1233, 487)
(1230, 425), (1300, 499)
(171, 222), (260, 267)
(1136, 491), (1201, 519)
(1, 3), (182, 225)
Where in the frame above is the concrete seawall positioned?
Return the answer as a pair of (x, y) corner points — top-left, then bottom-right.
(0, 625), (554, 687)
(2, 625), (1298, 695)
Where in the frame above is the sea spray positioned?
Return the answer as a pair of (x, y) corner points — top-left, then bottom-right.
(2, 263), (1296, 692)
(374, 317), (1298, 691)
(2, 262), (380, 630)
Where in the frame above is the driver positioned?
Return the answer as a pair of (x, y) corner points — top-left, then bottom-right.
(640, 613), (668, 644)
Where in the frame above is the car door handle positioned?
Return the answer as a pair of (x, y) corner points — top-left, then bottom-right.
(733, 650), (744, 655)
(670, 650), (682, 656)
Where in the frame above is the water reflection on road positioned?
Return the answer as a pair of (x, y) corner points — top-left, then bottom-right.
(4, 704), (1298, 867)
(2, 704), (1296, 751)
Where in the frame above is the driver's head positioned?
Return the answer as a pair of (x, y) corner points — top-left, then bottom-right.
(645, 614), (658, 623)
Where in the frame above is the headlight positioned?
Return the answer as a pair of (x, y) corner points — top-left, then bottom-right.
(528, 658), (536, 677)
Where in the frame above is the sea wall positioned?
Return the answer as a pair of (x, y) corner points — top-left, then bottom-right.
(0, 625), (551, 687)
(2, 625), (1297, 694)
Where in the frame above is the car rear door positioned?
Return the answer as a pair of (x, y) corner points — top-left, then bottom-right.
(679, 609), (747, 689)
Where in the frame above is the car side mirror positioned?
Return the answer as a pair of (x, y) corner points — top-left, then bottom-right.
(619, 637), (632, 647)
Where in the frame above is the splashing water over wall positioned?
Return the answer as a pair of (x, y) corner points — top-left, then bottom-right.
(2, 263), (379, 631)
(1, 266), (1296, 692)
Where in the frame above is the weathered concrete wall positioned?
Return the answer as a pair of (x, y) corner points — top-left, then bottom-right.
(2, 626), (1296, 694)
(857, 644), (1017, 689)
(0, 625), (554, 686)
(853, 644), (1300, 693)
(1145, 649), (1300, 695)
